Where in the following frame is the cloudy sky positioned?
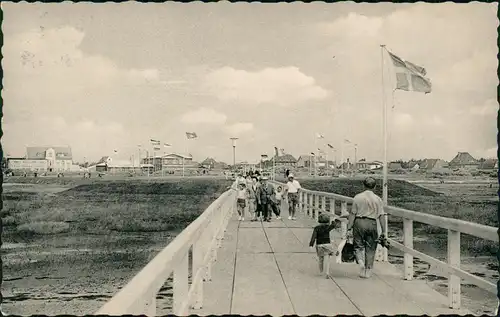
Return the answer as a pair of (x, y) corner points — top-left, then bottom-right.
(2, 2), (498, 164)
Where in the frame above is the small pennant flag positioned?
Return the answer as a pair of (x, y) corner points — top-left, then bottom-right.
(164, 143), (171, 147)
(113, 149), (118, 153)
(261, 154), (268, 159)
(186, 132), (198, 139)
(310, 152), (315, 156)
(387, 51), (432, 94)
(150, 139), (160, 145)
(327, 144), (334, 149)
(316, 133), (325, 139)
(344, 139), (351, 144)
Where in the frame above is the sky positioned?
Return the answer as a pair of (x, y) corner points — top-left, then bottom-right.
(2, 2), (498, 164)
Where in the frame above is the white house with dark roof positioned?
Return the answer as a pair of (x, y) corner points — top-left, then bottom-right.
(8, 146), (73, 172)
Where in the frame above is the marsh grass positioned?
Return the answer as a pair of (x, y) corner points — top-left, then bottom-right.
(2, 179), (232, 239)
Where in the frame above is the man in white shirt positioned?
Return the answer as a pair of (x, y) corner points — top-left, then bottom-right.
(347, 177), (387, 278)
(284, 173), (301, 220)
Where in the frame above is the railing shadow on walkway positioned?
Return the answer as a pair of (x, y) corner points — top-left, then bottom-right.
(96, 180), (498, 315)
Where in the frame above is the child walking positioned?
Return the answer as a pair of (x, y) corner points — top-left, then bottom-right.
(309, 213), (341, 278)
(271, 185), (284, 220)
(236, 182), (249, 221)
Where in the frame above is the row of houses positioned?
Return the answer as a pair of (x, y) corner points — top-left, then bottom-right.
(255, 151), (498, 172)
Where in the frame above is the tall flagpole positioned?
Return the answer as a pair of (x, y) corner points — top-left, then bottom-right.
(340, 141), (344, 176)
(314, 134), (317, 177)
(381, 44), (389, 262)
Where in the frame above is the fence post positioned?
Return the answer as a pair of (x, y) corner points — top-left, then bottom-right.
(340, 201), (348, 235)
(145, 294), (157, 317)
(173, 251), (189, 314)
(329, 198), (335, 216)
(190, 241), (204, 310)
(403, 218), (413, 280)
(314, 194), (320, 221)
(305, 193), (311, 216)
(321, 195), (326, 217)
(299, 191), (304, 213)
(447, 229), (461, 309)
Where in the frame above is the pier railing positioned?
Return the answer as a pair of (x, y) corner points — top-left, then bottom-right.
(96, 186), (236, 316)
(272, 180), (498, 310)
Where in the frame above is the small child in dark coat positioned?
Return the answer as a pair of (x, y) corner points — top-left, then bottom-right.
(309, 213), (341, 278)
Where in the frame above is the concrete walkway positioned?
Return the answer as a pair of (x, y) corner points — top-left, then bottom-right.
(198, 206), (470, 316)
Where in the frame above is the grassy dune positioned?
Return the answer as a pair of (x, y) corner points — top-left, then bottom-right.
(2, 178), (231, 315)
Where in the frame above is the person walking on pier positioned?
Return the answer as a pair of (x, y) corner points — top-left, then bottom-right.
(236, 182), (249, 221)
(284, 173), (301, 220)
(346, 177), (387, 278)
(247, 175), (258, 221)
(309, 213), (341, 278)
(256, 176), (275, 222)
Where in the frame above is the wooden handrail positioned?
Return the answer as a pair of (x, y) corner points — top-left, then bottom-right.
(271, 180), (498, 310)
(96, 185), (236, 316)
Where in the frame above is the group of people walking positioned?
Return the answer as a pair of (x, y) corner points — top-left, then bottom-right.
(234, 172), (388, 280)
(235, 171), (302, 222)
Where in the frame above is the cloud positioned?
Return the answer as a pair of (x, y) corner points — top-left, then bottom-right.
(3, 26), (165, 117)
(180, 107), (227, 124)
(393, 113), (413, 128)
(203, 66), (329, 106)
(470, 98), (498, 116)
(224, 122), (254, 136)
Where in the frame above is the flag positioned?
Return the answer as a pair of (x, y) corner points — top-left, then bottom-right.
(344, 139), (351, 144)
(113, 149), (118, 153)
(153, 147), (161, 151)
(316, 133), (324, 139)
(150, 139), (160, 145)
(186, 132), (198, 139)
(310, 152), (315, 156)
(261, 154), (268, 159)
(164, 143), (171, 147)
(327, 144), (334, 149)
(387, 51), (432, 94)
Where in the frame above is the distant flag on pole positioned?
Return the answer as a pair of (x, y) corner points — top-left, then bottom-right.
(344, 139), (351, 144)
(164, 143), (171, 147)
(387, 50), (432, 94)
(113, 149), (118, 153)
(150, 139), (160, 145)
(186, 132), (198, 139)
(261, 154), (268, 159)
(153, 147), (161, 151)
(316, 133), (325, 139)
(310, 152), (315, 156)
(327, 144), (334, 149)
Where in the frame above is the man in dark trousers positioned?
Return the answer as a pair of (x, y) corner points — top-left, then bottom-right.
(256, 176), (275, 222)
(346, 177), (387, 279)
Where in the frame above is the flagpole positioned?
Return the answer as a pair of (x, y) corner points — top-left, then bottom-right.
(314, 134), (317, 177)
(341, 141), (344, 176)
(381, 44), (389, 262)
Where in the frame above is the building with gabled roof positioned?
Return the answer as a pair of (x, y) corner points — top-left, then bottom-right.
(449, 152), (479, 169)
(8, 146), (74, 172)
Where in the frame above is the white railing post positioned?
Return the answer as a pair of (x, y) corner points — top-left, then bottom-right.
(403, 218), (414, 280)
(321, 195), (326, 218)
(447, 229), (461, 309)
(305, 193), (311, 216)
(340, 201), (348, 235)
(315, 194), (320, 221)
(145, 294), (157, 316)
(299, 191), (303, 213)
(190, 241), (204, 310)
(173, 252), (189, 315)
(329, 198), (335, 216)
